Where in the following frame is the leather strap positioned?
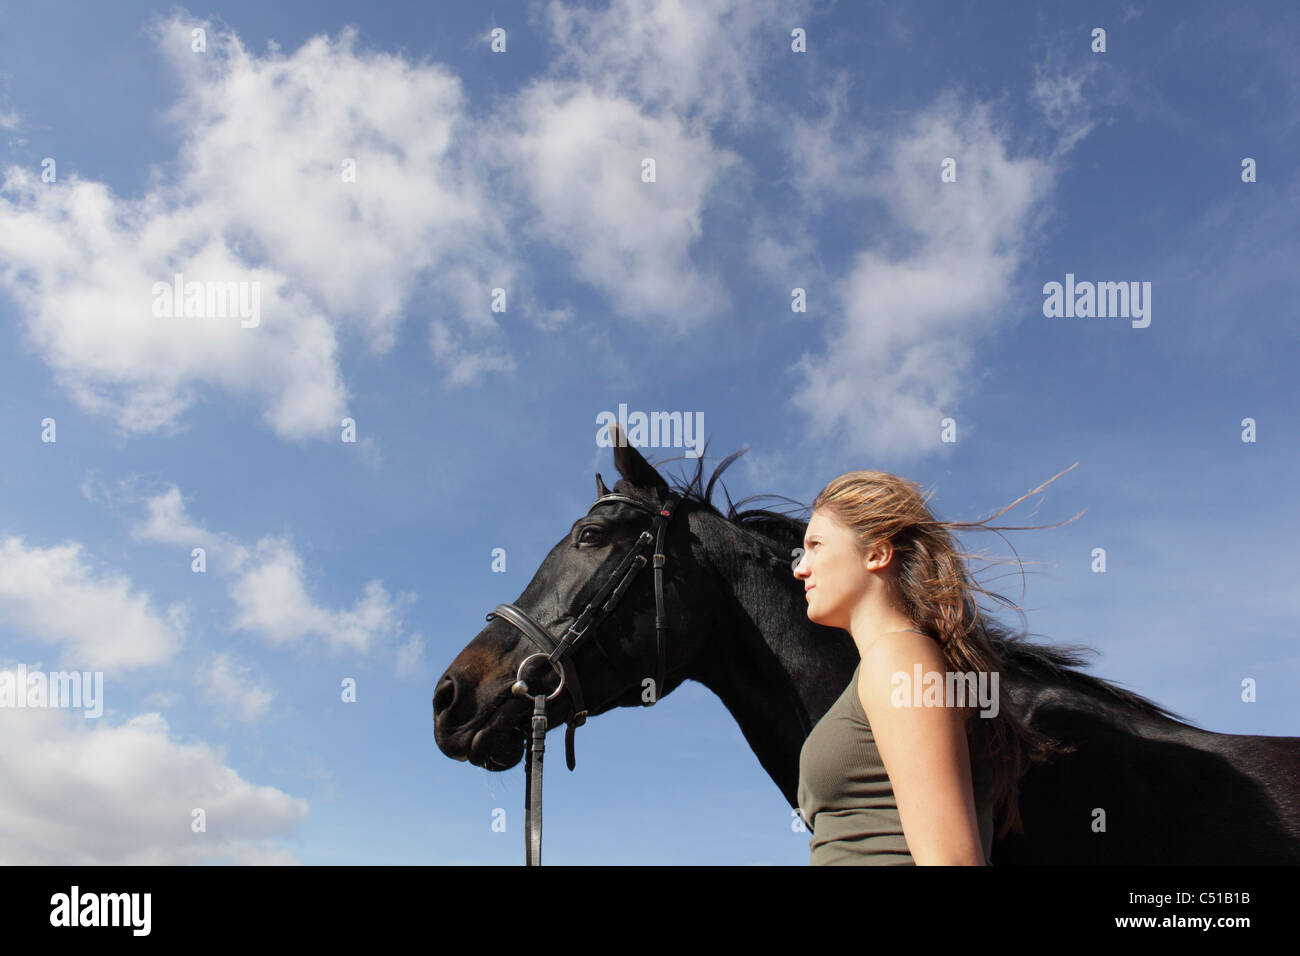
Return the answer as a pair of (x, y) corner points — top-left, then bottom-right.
(489, 602), (586, 750)
(487, 491), (682, 865)
(651, 495), (677, 702)
(525, 692), (546, 866)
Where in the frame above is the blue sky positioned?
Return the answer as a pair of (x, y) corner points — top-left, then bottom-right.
(0, 0), (1296, 864)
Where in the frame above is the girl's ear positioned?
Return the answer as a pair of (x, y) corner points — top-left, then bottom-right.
(862, 539), (893, 571)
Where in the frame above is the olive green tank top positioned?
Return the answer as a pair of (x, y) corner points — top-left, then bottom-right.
(797, 644), (996, 865)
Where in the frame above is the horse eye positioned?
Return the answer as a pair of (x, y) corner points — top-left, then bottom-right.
(577, 527), (602, 545)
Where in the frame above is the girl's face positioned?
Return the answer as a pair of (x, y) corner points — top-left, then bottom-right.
(793, 509), (872, 631)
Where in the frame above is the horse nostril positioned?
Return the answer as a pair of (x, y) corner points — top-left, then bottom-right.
(433, 674), (458, 716)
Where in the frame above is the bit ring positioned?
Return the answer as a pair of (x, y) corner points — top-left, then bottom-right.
(513, 652), (565, 701)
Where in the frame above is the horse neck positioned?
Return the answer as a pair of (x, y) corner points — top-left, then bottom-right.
(685, 513), (859, 806)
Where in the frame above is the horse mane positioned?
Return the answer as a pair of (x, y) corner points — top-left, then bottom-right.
(645, 441), (1196, 729)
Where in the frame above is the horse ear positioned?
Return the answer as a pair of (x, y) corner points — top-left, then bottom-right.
(595, 472), (611, 498)
(610, 423), (670, 498)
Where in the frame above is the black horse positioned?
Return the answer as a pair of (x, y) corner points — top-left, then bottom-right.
(435, 430), (1300, 863)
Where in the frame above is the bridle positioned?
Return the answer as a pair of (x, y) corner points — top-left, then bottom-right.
(485, 490), (682, 866)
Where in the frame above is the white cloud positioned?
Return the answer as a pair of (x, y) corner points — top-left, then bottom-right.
(428, 316), (516, 389)
(79, 470), (107, 504)
(786, 91), (1060, 459)
(485, 81), (737, 332)
(1031, 58), (1100, 158)
(778, 70), (877, 212)
(0, 699), (307, 864)
(541, 0), (798, 128)
(481, 0), (805, 333)
(0, 536), (184, 672)
(202, 653), (274, 721)
(0, 3), (817, 435)
(132, 485), (214, 546)
(131, 484), (249, 574)
(0, 16), (511, 440)
(0, 82), (20, 136)
(132, 486), (413, 656)
(0, 170), (351, 439)
(231, 539), (409, 654)
(394, 633), (426, 679)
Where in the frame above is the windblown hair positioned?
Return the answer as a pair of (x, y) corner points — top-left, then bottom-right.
(808, 465), (1083, 838)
